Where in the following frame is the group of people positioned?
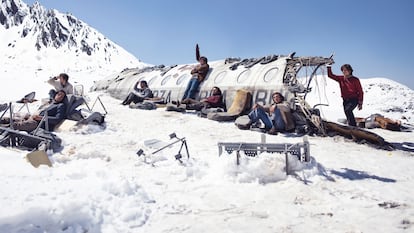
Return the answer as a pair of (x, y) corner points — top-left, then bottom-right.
(119, 44), (366, 135)
(121, 79), (225, 113)
(2, 40), (365, 136)
(1, 73), (74, 132)
(0, 39), (367, 139)
(120, 43), (219, 111)
(245, 63), (363, 134)
(47, 63), (375, 135)
(120, 44), (211, 108)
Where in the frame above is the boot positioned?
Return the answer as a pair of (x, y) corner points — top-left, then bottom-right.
(267, 127), (278, 135)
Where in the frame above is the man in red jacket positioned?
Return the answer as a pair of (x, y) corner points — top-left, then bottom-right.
(182, 86), (224, 111)
(327, 64), (363, 126)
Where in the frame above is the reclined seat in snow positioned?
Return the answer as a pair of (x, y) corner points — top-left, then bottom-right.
(207, 89), (252, 122)
(54, 94), (105, 131)
(0, 103), (63, 152)
(15, 91), (37, 114)
(0, 125), (62, 152)
(0, 92), (68, 133)
(0, 93), (106, 151)
(0, 91), (106, 151)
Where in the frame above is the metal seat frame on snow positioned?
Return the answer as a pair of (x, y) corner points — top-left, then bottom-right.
(0, 103), (54, 151)
(15, 92), (37, 114)
(1, 86), (107, 152)
(217, 135), (310, 175)
(73, 84), (107, 116)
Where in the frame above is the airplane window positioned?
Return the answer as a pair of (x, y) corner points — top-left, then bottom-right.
(237, 70), (251, 83)
(149, 76), (158, 85)
(177, 74), (190, 85)
(161, 75), (171, 85)
(214, 71), (227, 84)
(263, 67), (279, 82)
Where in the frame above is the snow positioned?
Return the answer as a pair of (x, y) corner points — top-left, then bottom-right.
(2, 0), (412, 231)
(1, 70), (414, 233)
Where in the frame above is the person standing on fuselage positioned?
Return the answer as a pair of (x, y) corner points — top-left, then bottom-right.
(327, 64), (363, 127)
(181, 44), (209, 100)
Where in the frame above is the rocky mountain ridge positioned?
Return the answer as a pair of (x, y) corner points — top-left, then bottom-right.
(0, 0), (145, 73)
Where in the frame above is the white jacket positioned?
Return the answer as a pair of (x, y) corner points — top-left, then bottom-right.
(48, 77), (74, 95)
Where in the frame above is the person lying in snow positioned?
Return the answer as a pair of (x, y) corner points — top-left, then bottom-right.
(362, 114), (402, 131)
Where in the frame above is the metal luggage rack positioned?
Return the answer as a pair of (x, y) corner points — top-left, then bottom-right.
(217, 135), (310, 175)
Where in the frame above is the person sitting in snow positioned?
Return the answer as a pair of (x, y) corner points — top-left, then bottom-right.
(246, 92), (295, 135)
(179, 86), (224, 111)
(5, 90), (68, 132)
(181, 44), (210, 101)
(121, 80), (153, 105)
(47, 73), (74, 101)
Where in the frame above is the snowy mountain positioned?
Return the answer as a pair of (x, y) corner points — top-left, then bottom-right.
(0, 0), (147, 75)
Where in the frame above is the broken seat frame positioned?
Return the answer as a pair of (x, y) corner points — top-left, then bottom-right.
(0, 102), (53, 151)
(217, 135), (310, 175)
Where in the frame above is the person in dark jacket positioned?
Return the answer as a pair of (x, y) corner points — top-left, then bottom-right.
(121, 80), (153, 105)
(182, 86), (224, 111)
(12, 90), (67, 132)
(181, 44), (210, 100)
(327, 64), (363, 126)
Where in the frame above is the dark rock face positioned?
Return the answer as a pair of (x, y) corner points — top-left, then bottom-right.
(2, 0), (102, 56)
(0, 0), (26, 28)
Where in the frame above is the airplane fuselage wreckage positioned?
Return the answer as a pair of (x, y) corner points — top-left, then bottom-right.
(94, 53), (333, 107)
(92, 52), (394, 150)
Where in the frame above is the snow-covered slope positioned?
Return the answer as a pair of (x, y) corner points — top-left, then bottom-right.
(0, 0), (147, 75)
(0, 73), (413, 232)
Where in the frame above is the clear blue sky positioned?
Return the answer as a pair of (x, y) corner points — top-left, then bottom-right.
(25, 0), (414, 89)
